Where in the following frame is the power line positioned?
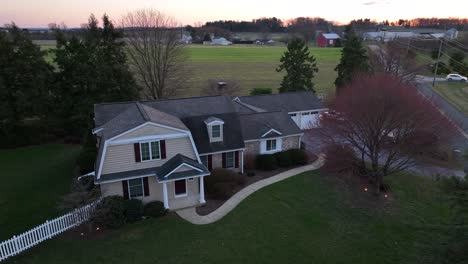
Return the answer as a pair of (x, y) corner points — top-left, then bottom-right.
(440, 51), (468, 67)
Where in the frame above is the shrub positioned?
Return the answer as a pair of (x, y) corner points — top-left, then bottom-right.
(287, 149), (308, 165)
(91, 196), (126, 229)
(250, 87), (272, 95)
(244, 154), (256, 170)
(256, 154), (278, 170)
(143, 201), (166, 218)
(205, 168), (247, 199)
(124, 199), (144, 223)
(274, 151), (293, 167)
(323, 144), (359, 175)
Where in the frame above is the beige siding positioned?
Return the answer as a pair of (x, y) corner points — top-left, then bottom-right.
(101, 137), (197, 174)
(282, 136), (301, 151)
(114, 124), (184, 141)
(100, 181), (123, 197)
(167, 178), (200, 209)
(100, 177), (169, 203)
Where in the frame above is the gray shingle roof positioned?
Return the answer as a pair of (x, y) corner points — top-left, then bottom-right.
(182, 113), (245, 154)
(237, 92), (323, 113)
(96, 154), (208, 183)
(239, 111), (302, 140)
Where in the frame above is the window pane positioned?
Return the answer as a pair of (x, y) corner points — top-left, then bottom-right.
(128, 179), (143, 198)
(151, 141), (160, 159)
(266, 139), (276, 151)
(140, 143), (150, 161)
(272, 140), (277, 149)
(225, 152), (234, 168)
(212, 125), (221, 138)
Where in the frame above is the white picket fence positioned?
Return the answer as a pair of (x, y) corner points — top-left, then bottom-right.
(0, 199), (101, 262)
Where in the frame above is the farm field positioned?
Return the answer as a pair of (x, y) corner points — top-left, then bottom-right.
(433, 81), (468, 115)
(40, 43), (341, 96)
(10, 171), (454, 264)
(185, 45), (341, 96)
(0, 144), (80, 240)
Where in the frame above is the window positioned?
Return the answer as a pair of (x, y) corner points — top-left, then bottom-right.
(140, 141), (160, 161)
(174, 179), (187, 196)
(225, 152), (235, 168)
(201, 155), (209, 168)
(289, 113), (297, 117)
(266, 139), (277, 151)
(302, 112), (310, 116)
(212, 125), (221, 138)
(128, 178), (144, 198)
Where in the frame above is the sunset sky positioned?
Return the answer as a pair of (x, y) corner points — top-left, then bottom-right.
(2, 0), (468, 28)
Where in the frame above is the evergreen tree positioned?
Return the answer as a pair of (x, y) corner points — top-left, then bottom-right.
(276, 38), (318, 93)
(53, 14), (138, 137)
(334, 28), (370, 89)
(0, 24), (52, 126)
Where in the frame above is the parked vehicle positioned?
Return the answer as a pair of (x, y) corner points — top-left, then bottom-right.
(446, 74), (467, 82)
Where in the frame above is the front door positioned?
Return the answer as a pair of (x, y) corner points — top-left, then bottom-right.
(174, 179), (187, 197)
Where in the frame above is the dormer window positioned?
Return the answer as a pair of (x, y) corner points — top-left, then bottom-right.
(204, 117), (224, 143)
(212, 125), (221, 138)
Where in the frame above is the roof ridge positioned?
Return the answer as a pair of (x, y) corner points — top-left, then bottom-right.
(233, 100), (266, 113)
(239, 110), (283, 116)
(135, 102), (150, 121)
(239, 91), (314, 98)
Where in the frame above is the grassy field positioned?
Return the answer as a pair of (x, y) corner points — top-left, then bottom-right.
(185, 45), (341, 96)
(0, 144), (80, 240)
(10, 171), (454, 264)
(433, 81), (468, 115)
(40, 44), (341, 96)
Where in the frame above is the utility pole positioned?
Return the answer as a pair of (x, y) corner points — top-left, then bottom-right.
(432, 38), (443, 87)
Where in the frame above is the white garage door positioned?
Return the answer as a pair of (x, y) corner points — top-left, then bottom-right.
(300, 112), (320, 129)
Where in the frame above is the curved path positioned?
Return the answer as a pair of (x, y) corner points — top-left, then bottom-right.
(176, 154), (326, 225)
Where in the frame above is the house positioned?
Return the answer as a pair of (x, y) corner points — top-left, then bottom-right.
(210, 37), (232, 46)
(363, 28), (459, 42)
(92, 92), (324, 210)
(317, 33), (340, 47)
(255, 39), (275, 45)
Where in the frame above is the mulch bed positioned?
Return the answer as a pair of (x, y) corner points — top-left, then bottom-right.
(196, 152), (318, 216)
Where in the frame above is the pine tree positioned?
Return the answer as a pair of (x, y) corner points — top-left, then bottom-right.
(334, 28), (370, 89)
(276, 38), (319, 93)
(53, 14), (138, 137)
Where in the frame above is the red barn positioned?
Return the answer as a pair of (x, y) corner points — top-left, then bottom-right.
(317, 33), (340, 47)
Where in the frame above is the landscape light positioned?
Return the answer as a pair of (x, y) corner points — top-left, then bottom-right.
(364, 188), (368, 192)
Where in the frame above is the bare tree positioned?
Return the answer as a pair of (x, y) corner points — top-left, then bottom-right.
(201, 78), (241, 96)
(121, 9), (188, 99)
(368, 42), (424, 82)
(320, 74), (455, 194)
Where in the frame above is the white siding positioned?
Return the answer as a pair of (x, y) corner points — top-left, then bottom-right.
(101, 137), (197, 174)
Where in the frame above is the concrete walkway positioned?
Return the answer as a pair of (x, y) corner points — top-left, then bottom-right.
(176, 154), (326, 225)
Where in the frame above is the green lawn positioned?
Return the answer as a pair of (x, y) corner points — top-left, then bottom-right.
(0, 144), (80, 240)
(185, 45), (341, 96)
(11, 171), (453, 264)
(41, 44), (341, 97)
(433, 81), (468, 115)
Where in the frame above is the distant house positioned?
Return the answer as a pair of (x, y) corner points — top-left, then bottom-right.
(363, 28), (459, 42)
(211, 37), (232, 46)
(317, 33), (340, 48)
(255, 39), (275, 45)
(179, 33), (192, 44)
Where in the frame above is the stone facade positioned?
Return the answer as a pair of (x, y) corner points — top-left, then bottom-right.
(282, 135), (301, 150)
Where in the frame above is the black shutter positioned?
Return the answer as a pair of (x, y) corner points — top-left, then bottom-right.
(208, 155), (213, 170)
(122, 180), (129, 200)
(143, 177), (150, 196)
(222, 153), (226, 168)
(235, 151), (239, 168)
(134, 143), (141, 162)
(160, 140), (166, 159)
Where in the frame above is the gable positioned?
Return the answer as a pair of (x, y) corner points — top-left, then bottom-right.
(112, 123), (185, 141)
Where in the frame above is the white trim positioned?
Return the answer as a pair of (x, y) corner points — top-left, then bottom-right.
(164, 163), (204, 178)
(261, 128), (282, 138)
(109, 133), (186, 145)
(163, 182), (169, 209)
(208, 123), (223, 143)
(287, 108), (328, 115)
(240, 150), (244, 174)
(199, 148), (246, 156)
(204, 120), (225, 126)
(97, 141), (108, 179)
(224, 151), (236, 169)
(158, 173), (210, 183)
(244, 133), (304, 143)
(110, 122), (189, 141)
(174, 179), (188, 198)
(92, 128), (103, 134)
(199, 176), (206, 203)
(298, 134), (302, 149)
(95, 173), (156, 185)
(187, 132), (202, 163)
(260, 138), (283, 154)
